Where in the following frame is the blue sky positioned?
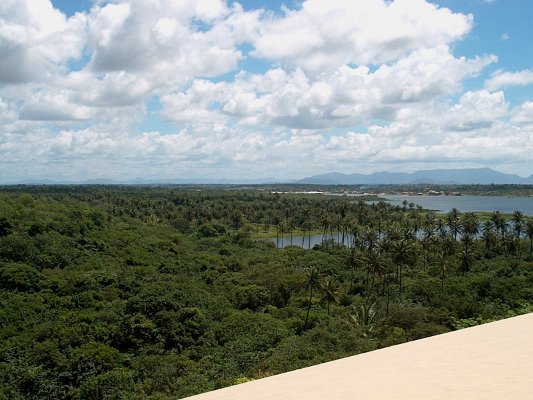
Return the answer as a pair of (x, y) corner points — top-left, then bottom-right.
(0, 0), (532, 183)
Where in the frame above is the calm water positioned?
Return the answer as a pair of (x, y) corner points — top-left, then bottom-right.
(381, 195), (533, 216)
(269, 195), (532, 248)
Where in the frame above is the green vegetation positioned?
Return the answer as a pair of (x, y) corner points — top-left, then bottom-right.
(1, 185), (532, 399)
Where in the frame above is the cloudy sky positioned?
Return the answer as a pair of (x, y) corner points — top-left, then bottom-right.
(0, 0), (532, 183)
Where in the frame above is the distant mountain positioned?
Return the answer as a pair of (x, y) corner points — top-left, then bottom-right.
(3, 168), (531, 186)
(298, 168), (533, 185)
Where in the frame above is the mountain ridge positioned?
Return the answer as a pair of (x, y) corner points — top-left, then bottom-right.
(298, 168), (533, 185)
(3, 168), (532, 185)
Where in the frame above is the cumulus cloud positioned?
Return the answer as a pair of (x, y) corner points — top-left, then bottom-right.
(161, 47), (496, 130)
(485, 69), (533, 91)
(511, 101), (533, 125)
(19, 90), (95, 121)
(0, 0), (86, 83)
(0, 0), (530, 181)
(86, 0), (249, 83)
(445, 90), (508, 131)
(252, 0), (472, 72)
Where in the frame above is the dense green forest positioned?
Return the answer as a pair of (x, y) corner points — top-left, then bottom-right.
(1, 185), (533, 399)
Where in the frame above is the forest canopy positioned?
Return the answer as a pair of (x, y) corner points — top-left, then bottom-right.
(1, 185), (532, 399)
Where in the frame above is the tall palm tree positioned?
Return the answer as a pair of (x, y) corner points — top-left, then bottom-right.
(364, 250), (386, 301)
(389, 238), (415, 294)
(436, 217), (447, 240)
(435, 251), (449, 292)
(304, 267), (321, 329)
(287, 218), (296, 246)
(481, 220), (496, 254)
(512, 210), (524, 239)
(349, 219), (361, 250)
(447, 208), (462, 241)
(320, 211), (330, 243)
(362, 227), (379, 253)
(345, 247), (362, 293)
(321, 277), (338, 315)
(422, 214), (436, 240)
(279, 220), (286, 248)
(461, 212), (479, 239)
(525, 218), (533, 259)
(460, 234), (475, 275)
(512, 210), (525, 261)
(491, 211), (508, 241)
(301, 219), (312, 248)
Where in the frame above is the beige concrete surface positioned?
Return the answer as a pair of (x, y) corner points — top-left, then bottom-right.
(184, 313), (533, 399)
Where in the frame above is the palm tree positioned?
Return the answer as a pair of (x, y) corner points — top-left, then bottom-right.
(435, 251), (449, 292)
(442, 235), (457, 257)
(422, 214), (436, 240)
(278, 220), (286, 248)
(460, 234), (475, 275)
(436, 218), (447, 240)
(362, 227), (379, 253)
(349, 219), (361, 249)
(512, 210), (524, 261)
(301, 219), (312, 248)
(273, 212), (281, 247)
(304, 267), (321, 329)
(461, 212), (479, 239)
(491, 211), (508, 241)
(321, 277), (338, 315)
(345, 247), (362, 293)
(526, 218), (533, 259)
(365, 250), (385, 299)
(287, 218), (296, 246)
(481, 220), (496, 254)
(320, 211), (330, 243)
(512, 210), (524, 239)
(447, 208), (462, 241)
(389, 238), (415, 294)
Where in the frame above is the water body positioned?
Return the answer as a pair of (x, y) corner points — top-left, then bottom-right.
(269, 195), (532, 248)
(378, 195), (533, 216)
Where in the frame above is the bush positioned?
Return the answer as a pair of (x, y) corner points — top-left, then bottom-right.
(0, 263), (42, 292)
(75, 368), (135, 400)
(0, 217), (13, 237)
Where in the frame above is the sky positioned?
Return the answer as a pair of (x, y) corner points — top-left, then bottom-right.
(0, 0), (532, 183)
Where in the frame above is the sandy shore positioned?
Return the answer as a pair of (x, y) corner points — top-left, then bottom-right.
(185, 312), (533, 399)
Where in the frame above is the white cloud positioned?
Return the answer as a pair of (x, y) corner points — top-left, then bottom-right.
(0, 0), (531, 181)
(19, 90), (95, 121)
(252, 0), (472, 72)
(485, 69), (533, 91)
(445, 90), (508, 131)
(86, 0), (244, 82)
(161, 47), (496, 130)
(0, 0), (86, 83)
(511, 101), (533, 125)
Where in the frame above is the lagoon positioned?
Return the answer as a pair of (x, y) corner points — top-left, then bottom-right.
(377, 195), (533, 216)
(269, 194), (532, 248)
